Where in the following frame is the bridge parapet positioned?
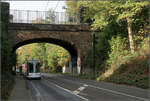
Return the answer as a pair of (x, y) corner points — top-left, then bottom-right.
(8, 23), (92, 32)
(10, 9), (80, 24)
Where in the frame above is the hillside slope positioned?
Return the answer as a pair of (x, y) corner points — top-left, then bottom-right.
(99, 53), (149, 89)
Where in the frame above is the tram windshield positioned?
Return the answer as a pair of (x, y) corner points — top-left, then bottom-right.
(28, 61), (40, 73)
(29, 63), (34, 73)
(36, 62), (40, 73)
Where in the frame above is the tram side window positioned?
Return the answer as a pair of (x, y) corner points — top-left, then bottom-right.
(36, 62), (40, 73)
(29, 63), (34, 73)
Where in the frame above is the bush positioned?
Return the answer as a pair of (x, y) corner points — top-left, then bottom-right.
(97, 37), (149, 89)
(106, 35), (129, 68)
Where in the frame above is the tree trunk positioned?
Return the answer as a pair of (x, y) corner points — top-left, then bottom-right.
(127, 17), (134, 53)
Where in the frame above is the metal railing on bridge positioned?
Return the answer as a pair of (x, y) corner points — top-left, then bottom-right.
(9, 9), (80, 24)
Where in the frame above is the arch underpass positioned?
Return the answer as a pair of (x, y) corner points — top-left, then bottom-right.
(8, 23), (93, 74)
(14, 38), (78, 73)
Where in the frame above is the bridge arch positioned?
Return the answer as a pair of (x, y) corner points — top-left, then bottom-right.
(13, 38), (78, 74)
(8, 23), (93, 74)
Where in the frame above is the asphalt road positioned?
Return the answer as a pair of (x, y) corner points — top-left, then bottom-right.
(26, 73), (149, 101)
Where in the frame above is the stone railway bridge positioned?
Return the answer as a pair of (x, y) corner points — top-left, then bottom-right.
(1, 2), (95, 74)
(8, 23), (93, 74)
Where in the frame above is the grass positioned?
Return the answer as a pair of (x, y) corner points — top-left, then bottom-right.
(97, 51), (149, 89)
(63, 53), (148, 89)
(96, 37), (149, 89)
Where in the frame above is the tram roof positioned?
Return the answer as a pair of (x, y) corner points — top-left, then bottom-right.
(27, 60), (40, 63)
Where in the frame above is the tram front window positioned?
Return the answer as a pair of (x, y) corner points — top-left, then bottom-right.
(35, 62), (40, 73)
(29, 63), (34, 73)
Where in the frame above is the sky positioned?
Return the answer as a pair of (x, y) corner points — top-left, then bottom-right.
(4, 1), (66, 12)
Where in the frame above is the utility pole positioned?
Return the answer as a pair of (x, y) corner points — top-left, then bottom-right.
(92, 32), (96, 78)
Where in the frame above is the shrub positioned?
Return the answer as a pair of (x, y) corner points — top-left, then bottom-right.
(106, 35), (129, 68)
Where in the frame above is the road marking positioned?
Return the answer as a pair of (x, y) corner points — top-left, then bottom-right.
(30, 81), (43, 101)
(43, 79), (89, 101)
(87, 84), (149, 101)
(73, 90), (80, 95)
(78, 86), (86, 91)
(54, 84), (89, 101)
(73, 84), (89, 95)
(83, 84), (88, 87)
(60, 77), (148, 101)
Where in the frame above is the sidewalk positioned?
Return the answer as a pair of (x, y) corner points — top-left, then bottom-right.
(8, 75), (32, 101)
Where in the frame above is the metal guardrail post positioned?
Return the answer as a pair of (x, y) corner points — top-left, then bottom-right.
(27, 10), (29, 23)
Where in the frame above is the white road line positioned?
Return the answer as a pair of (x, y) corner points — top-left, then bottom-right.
(83, 84), (88, 87)
(60, 77), (148, 101)
(55, 84), (89, 101)
(78, 86), (86, 91)
(77, 85), (88, 92)
(30, 81), (43, 101)
(73, 90), (80, 95)
(82, 83), (148, 101)
(73, 84), (88, 95)
(43, 79), (89, 101)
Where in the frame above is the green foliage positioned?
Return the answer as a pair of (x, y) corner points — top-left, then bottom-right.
(46, 43), (70, 72)
(16, 43), (70, 73)
(97, 37), (149, 89)
(45, 9), (56, 24)
(71, 0), (149, 53)
(116, 0), (150, 22)
(107, 35), (129, 66)
(95, 20), (125, 70)
(65, 0), (149, 88)
(138, 37), (149, 54)
(104, 51), (149, 89)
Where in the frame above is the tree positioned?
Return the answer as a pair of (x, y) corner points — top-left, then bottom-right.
(16, 43), (70, 73)
(75, 0), (149, 53)
(115, 0), (149, 53)
(45, 43), (70, 72)
(65, 0), (149, 71)
(64, 0), (87, 23)
(45, 9), (56, 24)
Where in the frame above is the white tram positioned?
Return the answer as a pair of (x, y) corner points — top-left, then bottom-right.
(26, 60), (41, 79)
